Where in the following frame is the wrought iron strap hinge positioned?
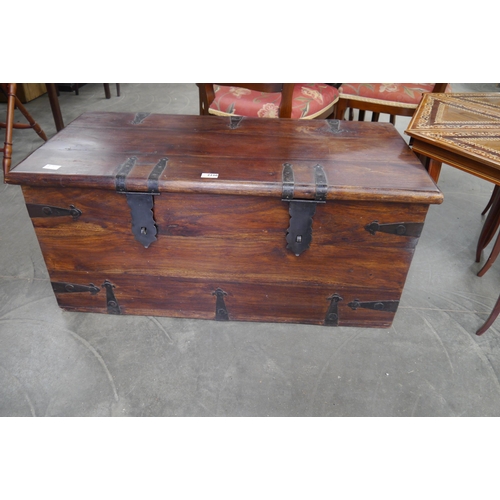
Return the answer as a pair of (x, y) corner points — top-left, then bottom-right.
(212, 288), (229, 321)
(326, 119), (342, 134)
(51, 279), (121, 314)
(282, 163), (328, 256)
(27, 204), (82, 220)
(131, 112), (151, 125)
(348, 299), (399, 313)
(115, 156), (137, 193)
(325, 293), (343, 326)
(146, 157), (168, 194)
(365, 221), (424, 238)
(323, 294), (399, 326)
(102, 279), (121, 314)
(51, 282), (100, 294)
(282, 163), (295, 200)
(229, 116), (244, 129)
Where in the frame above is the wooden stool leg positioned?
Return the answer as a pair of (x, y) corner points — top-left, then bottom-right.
(13, 96), (47, 141)
(2, 83), (16, 176)
(103, 84), (111, 99)
(476, 188), (500, 265)
(477, 292), (500, 335)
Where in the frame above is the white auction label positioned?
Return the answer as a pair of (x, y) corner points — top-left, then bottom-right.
(201, 173), (219, 178)
(43, 164), (62, 170)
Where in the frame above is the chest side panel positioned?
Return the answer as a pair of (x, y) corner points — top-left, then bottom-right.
(21, 185), (431, 327)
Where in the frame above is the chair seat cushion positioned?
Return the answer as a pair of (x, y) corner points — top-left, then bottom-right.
(339, 83), (445, 108)
(208, 84), (339, 119)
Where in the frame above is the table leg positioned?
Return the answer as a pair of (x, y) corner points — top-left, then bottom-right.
(478, 231), (500, 277)
(482, 185), (499, 215)
(427, 159), (442, 183)
(412, 152), (442, 183)
(45, 83), (64, 132)
(477, 292), (500, 335)
(476, 187), (500, 269)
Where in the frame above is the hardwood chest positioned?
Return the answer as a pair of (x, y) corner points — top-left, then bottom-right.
(5, 112), (443, 327)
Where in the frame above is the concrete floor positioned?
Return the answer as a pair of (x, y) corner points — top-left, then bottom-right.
(2, 83), (500, 417)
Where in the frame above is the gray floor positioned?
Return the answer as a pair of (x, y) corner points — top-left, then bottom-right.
(2, 83), (500, 417)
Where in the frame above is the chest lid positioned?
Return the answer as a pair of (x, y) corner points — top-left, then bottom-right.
(6, 112), (443, 205)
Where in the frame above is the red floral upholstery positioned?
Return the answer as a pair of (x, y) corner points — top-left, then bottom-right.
(208, 84), (339, 119)
(339, 83), (451, 108)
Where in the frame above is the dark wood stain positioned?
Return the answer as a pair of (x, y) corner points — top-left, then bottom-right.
(8, 113), (443, 327)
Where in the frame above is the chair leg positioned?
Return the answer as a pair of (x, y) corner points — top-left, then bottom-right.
(334, 99), (347, 120)
(46, 83), (64, 132)
(358, 110), (366, 121)
(477, 292), (500, 335)
(116, 84), (121, 97)
(389, 114), (396, 125)
(371, 112), (380, 122)
(103, 84), (111, 99)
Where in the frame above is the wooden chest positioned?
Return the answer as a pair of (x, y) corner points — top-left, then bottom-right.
(5, 112), (443, 327)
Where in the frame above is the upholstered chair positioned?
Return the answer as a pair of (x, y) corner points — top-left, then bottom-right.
(197, 83), (339, 120)
(335, 83), (449, 124)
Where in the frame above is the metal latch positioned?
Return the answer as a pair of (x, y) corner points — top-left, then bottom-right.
(125, 193), (158, 248)
(115, 157), (168, 248)
(282, 163), (327, 256)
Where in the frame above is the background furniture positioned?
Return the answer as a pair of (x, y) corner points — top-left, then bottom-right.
(57, 83), (121, 99)
(406, 91), (500, 335)
(197, 83), (339, 119)
(0, 83), (47, 104)
(335, 83), (449, 124)
(1, 83), (47, 175)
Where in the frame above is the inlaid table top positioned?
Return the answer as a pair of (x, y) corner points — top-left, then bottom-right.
(406, 92), (500, 184)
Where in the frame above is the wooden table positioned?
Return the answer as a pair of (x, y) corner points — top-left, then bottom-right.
(406, 92), (500, 334)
